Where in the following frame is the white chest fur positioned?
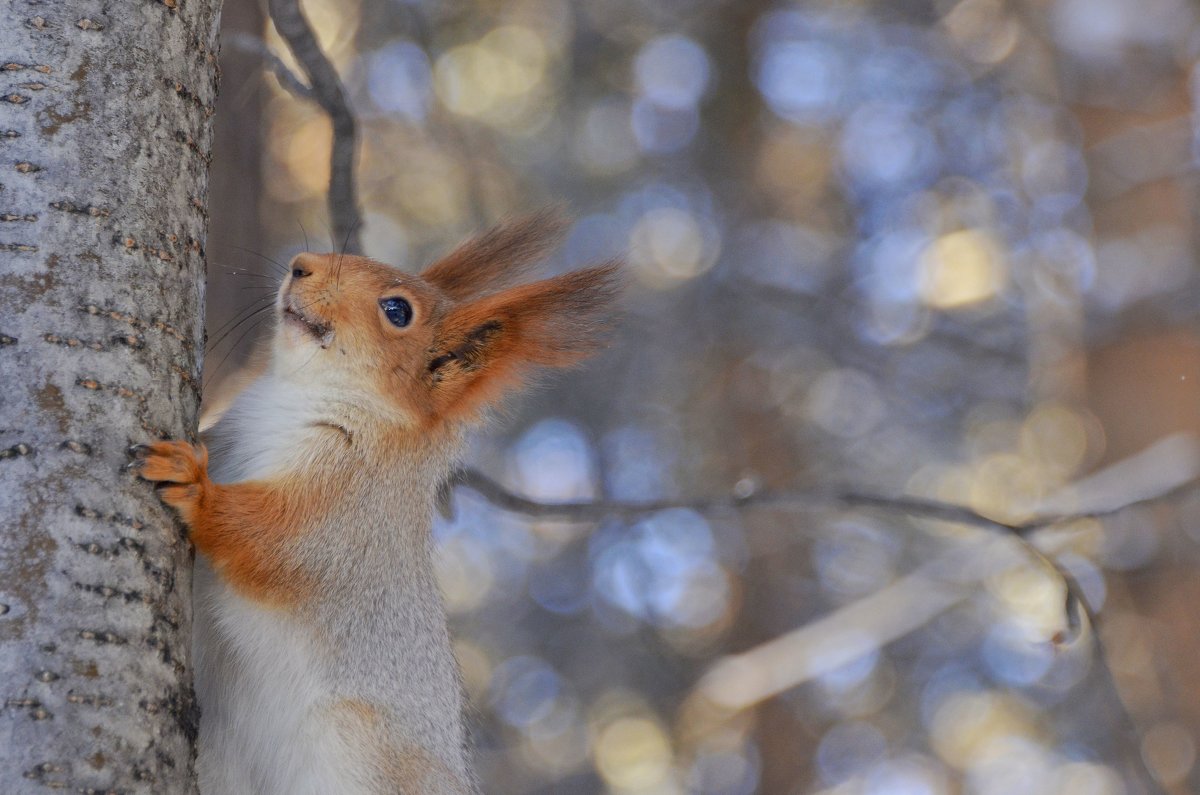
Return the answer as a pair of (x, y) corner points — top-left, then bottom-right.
(194, 377), (394, 795)
(192, 381), (355, 795)
(193, 562), (359, 795)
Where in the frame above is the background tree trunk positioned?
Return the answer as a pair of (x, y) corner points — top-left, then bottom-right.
(0, 3), (221, 792)
(206, 1), (265, 389)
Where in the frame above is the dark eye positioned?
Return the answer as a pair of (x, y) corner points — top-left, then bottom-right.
(380, 297), (413, 328)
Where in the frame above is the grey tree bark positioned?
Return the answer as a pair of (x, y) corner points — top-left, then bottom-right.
(0, 2), (221, 793)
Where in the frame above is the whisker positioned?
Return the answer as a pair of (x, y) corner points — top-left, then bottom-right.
(298, 220), (310, 254)
(334, 217), (361, 291)
(340, 217), (360, 258)
(291, 295), (329, 315)
(207, 295), (275, 342)
(323, 220), (335, 256)
(392, 356), (423, 384)
(207, 295), (273, 338)
(217, 269), (280, 282)
(207, 313), (273, 384)
(289, 345), (322, 377)
(207, 303), (274, 353)
(215, 243), (290, 275)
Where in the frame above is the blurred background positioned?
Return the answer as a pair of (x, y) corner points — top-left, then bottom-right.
(206, 1), (1200, 792)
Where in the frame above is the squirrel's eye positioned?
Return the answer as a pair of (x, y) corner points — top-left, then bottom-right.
(380, 297), (413, 328)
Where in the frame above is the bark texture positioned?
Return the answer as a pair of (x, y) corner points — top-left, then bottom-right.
(0, 2), (220, 793)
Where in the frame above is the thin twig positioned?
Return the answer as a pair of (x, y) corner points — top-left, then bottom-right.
(267, 0), (364, 254)
(451, 467), (833, 522)
(451, 467), (1197, 536)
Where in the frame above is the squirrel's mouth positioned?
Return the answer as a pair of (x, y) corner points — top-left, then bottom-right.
(282, 304), (332, 344)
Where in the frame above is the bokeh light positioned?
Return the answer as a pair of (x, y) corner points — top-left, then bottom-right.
(207, 0), (1200, 790)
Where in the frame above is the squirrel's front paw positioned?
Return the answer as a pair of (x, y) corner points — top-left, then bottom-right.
(132, 441), (209, 525)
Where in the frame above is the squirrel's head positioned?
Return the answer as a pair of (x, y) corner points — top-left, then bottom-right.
(271, 211), (620, 429)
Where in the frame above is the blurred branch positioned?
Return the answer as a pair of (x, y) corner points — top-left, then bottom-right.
(679, 435), (1193, 793)
(686, 523), (1160, 787)
(1033, 432), (1200, 518)
(453, 432), (1200, 707)
(266, 0), (364, 254)
(452, 429), (1200, 535)
(694, 534), (1032, 711)
(224, 32), (314, 102)
(450, 465), (1181, 644)
(453, 466), (1044, 531)
(253, 0), (489, 252)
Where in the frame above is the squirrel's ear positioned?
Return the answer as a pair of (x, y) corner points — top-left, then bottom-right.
(421, 208), (570, 301)
(425, 260), (622, 423)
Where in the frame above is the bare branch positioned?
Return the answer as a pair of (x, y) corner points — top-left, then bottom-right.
(686, 521), (1159, 790)
(450, 466), (1198, 537)
(447, 470), (1085, 647)
(1032, 432), (1200, 518)
(451, 467), (1027, 529)
(267, 0), (363, 254)
(451, 433), (1200, 676)
(451, 467), (838, 522)
(695, 533), (1030, 712)
(224, 32), (314, 102)
(568, 434), (1196, 791)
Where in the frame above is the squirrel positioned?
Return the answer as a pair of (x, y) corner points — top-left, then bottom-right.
(133, 212), (620, 794)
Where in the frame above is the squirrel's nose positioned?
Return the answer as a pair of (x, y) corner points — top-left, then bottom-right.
(289, 253), (320, 279)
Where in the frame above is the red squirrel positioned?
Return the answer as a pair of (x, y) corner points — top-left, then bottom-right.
(134, 212), (619, 794)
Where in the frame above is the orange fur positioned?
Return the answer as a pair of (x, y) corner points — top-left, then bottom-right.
(272, 216), (620, 427)
(421, 208), (569, 301)
(147, 210), (618, 793)
(136, 441), (317, 605)
(148, 212), (619, 598)
(425, 261), (621, 422)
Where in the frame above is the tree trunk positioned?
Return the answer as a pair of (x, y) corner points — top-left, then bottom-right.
(0, 2), (221, 793)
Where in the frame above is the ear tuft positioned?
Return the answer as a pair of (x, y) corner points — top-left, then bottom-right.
(509, 259), (623, 366)
(425, 258), (623, 423)
(421, 207), (571, 301)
